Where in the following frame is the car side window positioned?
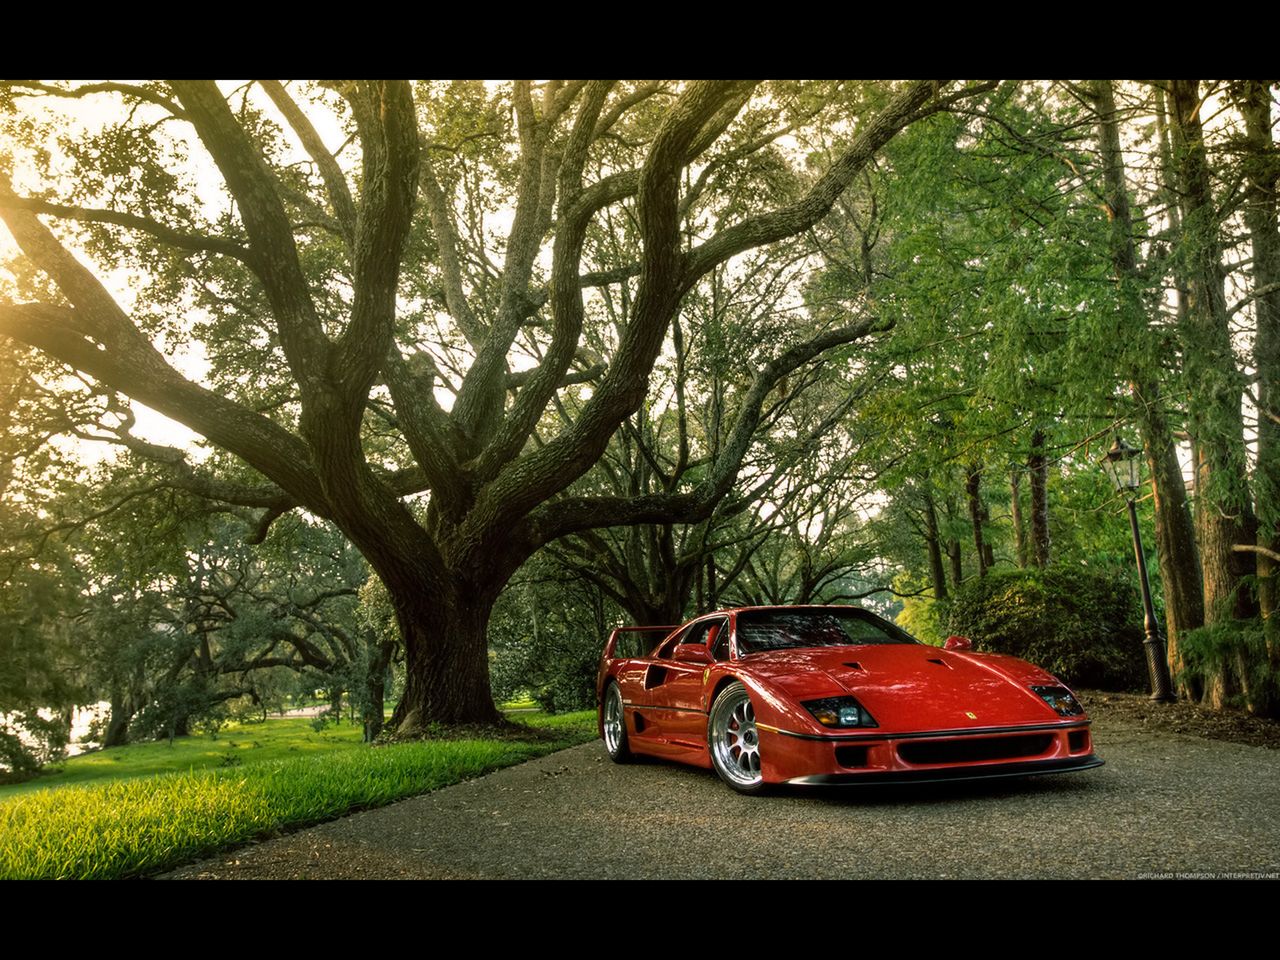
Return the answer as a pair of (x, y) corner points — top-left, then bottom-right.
(658, 619), (726, 658)
(709, 620), (731, 661)
(683, 622), (712, 645)
(657, 623), (698, 659)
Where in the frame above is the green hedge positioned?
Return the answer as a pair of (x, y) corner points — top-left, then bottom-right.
(947, 568), (1146, 690)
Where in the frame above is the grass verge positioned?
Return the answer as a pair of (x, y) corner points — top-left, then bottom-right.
(0, 710), (596, 880)
(0, 717), (373, 798)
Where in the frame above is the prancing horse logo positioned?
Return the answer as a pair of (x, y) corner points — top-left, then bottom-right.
(965, 711), (977, 719)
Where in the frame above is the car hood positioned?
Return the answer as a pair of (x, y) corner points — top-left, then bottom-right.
(740, 644), (1068, 731)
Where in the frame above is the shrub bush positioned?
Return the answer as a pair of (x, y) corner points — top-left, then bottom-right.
(895, 594), (951, 646)
(487, 580), (605, 714)
(947, 567), (1146, 690)
(491, 632), (598, 714)
(1177, 619), (1279, 716)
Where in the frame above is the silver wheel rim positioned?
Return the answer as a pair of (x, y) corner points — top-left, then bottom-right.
(604, 687), (624, 755)
(711, 688), (763, 788)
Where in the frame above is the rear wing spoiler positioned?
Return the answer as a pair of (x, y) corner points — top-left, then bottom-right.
(602, 624), (680, 660)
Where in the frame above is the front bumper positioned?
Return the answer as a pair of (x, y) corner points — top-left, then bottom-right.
(759, 720), (1101, 786)
(786, 754), (1104, 786)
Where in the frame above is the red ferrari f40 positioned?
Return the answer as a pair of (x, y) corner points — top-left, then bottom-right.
(597, 605), (1103, 793)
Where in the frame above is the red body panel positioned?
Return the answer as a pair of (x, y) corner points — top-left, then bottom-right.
(596, 605), (1102, 787)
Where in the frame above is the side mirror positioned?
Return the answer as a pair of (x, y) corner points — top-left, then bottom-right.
(944, 635), (973, 651)
(673, 644), (714, 665)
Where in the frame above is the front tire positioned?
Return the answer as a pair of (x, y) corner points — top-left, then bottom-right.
(602, 683), (633, 763)
(708, 681), (767, 794)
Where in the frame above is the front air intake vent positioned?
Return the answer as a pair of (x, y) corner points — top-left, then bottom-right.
(835, 745), (869, 768)
(899, 734), (1054, 765)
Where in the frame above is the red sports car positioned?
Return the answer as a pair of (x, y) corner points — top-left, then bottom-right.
(597, 605), (1102, 793)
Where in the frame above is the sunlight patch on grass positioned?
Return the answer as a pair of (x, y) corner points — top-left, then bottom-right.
(0, 710), (596, 879)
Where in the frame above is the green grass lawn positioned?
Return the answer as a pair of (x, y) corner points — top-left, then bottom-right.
(0, 709), (598, 880)
(0, 717), (370, 799)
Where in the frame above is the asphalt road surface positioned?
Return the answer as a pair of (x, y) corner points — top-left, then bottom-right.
(164, 717), (1280, 879)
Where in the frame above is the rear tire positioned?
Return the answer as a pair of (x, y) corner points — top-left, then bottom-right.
(602, 683), (633, 763)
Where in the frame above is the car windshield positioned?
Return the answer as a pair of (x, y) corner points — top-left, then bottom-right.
(735, 608), (919, 654)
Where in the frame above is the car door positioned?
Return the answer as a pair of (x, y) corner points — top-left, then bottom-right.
(641, 617), (727, 747)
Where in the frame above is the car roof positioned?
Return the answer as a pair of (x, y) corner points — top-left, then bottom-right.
(699, 604), (871, 617)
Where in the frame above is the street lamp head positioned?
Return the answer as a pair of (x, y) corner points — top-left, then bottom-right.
(1102, 436), (1143, 494)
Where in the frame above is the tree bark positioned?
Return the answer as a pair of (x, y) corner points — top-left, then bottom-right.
(1094, 79), (1204, 682)
(1170, 79), (1258, 626)
(1009, 469), (1028, 569)
(328, 688), (344, 724)
(1137, 385), (1204, 683)
(965, 464), (991, 577)
(1028, 429), (1050, 568)
(103, 692), (133, 748)
(363, 639), (396, 742)
(945, 490), (965, 589)
(924, 489), (950, 599)
(388, 584), (503, 731)
(1237, 81), (1280, 639)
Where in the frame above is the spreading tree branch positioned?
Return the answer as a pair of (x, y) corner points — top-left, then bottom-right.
(259, 80), (358, 249)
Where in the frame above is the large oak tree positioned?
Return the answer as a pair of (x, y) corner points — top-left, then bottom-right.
(0, 80), (987, 727)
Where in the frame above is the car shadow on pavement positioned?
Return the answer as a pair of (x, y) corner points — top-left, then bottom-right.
(649, 758), (1106, 807)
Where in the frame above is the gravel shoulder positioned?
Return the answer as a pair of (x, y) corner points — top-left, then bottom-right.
(164, 696), (1280, 880)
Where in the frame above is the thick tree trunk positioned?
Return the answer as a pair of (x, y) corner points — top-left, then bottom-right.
(1095, 82), (1203, 686)
(947, 539), (963, 589)
(1138, 390), (1204, 684)
(389, 586), (503, 731)
(103, 692), (133, 748)
(619, 539), (696, 626)
(924, 490), (949, 600)
(622, 592), (687, 628)
(1009, 470), (1028, 569)
(1243, 74), (1280, 712)
(1170, 79), (1258, 628)
(1094, 80), (1204, 689)
(1238, 81), (1280, 648)
(1028, 430), (1049, 568)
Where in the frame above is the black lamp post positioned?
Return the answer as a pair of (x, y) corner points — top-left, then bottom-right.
(1102, 437), (1177, 702)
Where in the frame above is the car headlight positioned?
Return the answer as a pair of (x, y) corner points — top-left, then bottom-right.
(1031, 685), (1084, 716)
(802, 696), (878, 728)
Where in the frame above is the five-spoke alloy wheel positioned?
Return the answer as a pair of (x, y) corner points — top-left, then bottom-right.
(708, 681), (766, 793)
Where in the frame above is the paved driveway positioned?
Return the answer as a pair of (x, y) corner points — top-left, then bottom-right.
(165, 718), (1280, 879)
